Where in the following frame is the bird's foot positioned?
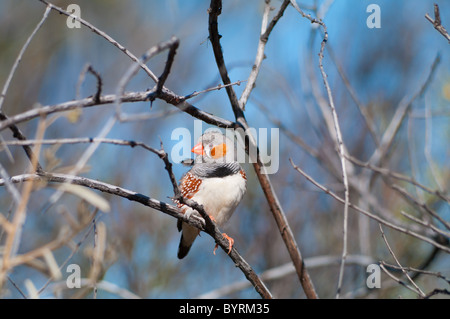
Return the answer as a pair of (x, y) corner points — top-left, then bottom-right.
(213, 233), (234, 255)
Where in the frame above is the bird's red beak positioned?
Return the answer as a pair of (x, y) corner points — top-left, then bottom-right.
(191, 142), (205, 155)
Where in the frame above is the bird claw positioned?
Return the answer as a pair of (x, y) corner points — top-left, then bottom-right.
(213, 233), (234, 255)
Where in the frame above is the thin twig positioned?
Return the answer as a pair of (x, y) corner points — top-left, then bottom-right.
(399, 210), (450, 239)
(326, 45), (379, 146)
(289, 0), (350, 299)
(0, 112), (45, 174)
(37, 0), (159, 82)
(2, 137), (163, 156)
(425, 4), (450, 43)
(238, 0), (272, 110)
(378, 224), (425, 297)
(181, 80), (245, 100)
(289, 158), (450, 253)
(260, 0), (291, 42)
(42, 117), (116, 215)
(115, 37), (179, 120)
(0, 116), (47, 288)
(391, 184), (450, 230)
(156, 40), (179, 96)
(0, 162), (22, 206)
(87, 66), (103, 104)
(423, 288), (450, 299)
(198, 254), (374, 298)
(0, 171), (272, 299)
(0, 5), (51, 112)
(50, 279), (141, 299)
(423, 97), (445, 193)
(380, 261), (450, 284)
(345, 153), (450, 203)
(0, 89), (234, 132)
(366, 55), (440, 168)
(379, 263), (424, 297)
(7, 276), (27, 299)
(38, 220), (97, 296)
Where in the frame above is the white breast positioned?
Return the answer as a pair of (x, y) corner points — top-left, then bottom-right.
(192, 173), (246, 226)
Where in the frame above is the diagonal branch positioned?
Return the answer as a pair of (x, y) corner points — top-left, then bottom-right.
(156, 40), (180, 96)
(0, 5), (51, 112)
(367, 55), (440, 168)
(0, 89), (235, 133)
(238, 0), (272, 110)
(208, 0), (318, 299)
(37, 0), (159, 82)
(289, 158), (450, 253)
(115, 37), (179, 119)
(425, 3), (450, 43)
(0, 171), (272, 299)
(0, 112), (44, 174)
(378, 224), (425, 297)
(208, 0), (242, 119)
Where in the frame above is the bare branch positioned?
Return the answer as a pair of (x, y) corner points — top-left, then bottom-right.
(289, 158), (450, 253)
(423, 288), (450, 299)
(50, 279), (141, 299)
(367, 55), (440, 167)
(182, 80), (245, 100)
(381, 261), (450, 284)
(87, 66), (103, 104)
(0, 116), (47, 287)
(379, 224), (425, 297)
(156, 39), (180, 96)
(0, 5), (51, 112)
(379, 263), (424, 297)
(115, 37), (179, 120)
(260, 0), (291, 42)
(391, 184), (450, 230)
(208, 0), (318, 299)
(326, 45), (380, 146)
(425, 4), (450, 43)
(238, 0), (272, 110)
(208, 0), (242, 118)
(37, 0), (159, 82)
(0, 171), (272, 299)
(290, 0), (350, 298)
(0, 89), (235, 132)
(345, 153), (450, 203)
(198, 254), (374, 298)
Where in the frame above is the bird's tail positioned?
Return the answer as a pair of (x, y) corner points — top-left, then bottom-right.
(177, 223), (199, 259)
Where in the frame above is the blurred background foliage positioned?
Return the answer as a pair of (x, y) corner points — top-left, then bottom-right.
(0, 0), (448, 298)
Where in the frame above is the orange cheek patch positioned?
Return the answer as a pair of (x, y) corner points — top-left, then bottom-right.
(211, 143), (227, 159)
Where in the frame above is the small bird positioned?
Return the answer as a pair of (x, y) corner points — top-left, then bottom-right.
(175, 131), (247, 259)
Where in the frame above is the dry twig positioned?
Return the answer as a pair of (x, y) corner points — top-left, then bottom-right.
(425, 4), (450, 43)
